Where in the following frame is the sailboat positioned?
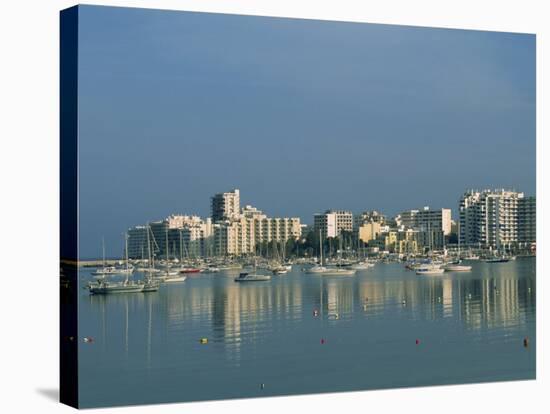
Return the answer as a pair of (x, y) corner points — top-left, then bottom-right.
(89, 234), (145, 294)
(305, 230), (328, 273)
(444, 221), (471, 271)
(234, 258), (271, 282)
(141, 224), (160, 292)
(91, 238), (123, 276)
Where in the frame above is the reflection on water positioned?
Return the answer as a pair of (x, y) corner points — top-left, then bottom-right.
(79, 259), (535, 408)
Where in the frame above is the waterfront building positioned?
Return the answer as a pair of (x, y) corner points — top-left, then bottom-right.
(518, 196), (536, 246)
(397, 206), (451, 236)
(212, 215), (301, 256)
(358, 222), (381, 244)
(459, 189), (527, 249)
(354, 210), (386, 229)
(127, 216), (214, 259)
(314, 210), (353, 239)
(211, 188), (240, 222)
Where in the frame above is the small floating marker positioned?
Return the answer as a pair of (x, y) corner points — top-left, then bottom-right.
(199, 337), (208, 344)
(365, 297), (369, 302)
(415, 339), (420, 345)
(468, 293), (472, 299)
(402, 300), (406, 305)
(320, 338), (326, 345)
(523, 337), (529, 348)
(363, 304), (368, 311)
(313, 309), (319, 317)
(83, 337), (93, 343)
(260, 383), (265, 390)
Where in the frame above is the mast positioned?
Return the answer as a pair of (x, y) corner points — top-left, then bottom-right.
(102, 236), (106, 268)
(124, 232), (129, 284)
(165, 226), (169, 263)
(319, 229), (323, 266)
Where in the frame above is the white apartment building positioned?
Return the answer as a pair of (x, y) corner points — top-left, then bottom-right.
(397, 207), (452, 235)
(459, 189), (524, 249)
(211, 188), (240, 222)
(314, 210), (353, 239)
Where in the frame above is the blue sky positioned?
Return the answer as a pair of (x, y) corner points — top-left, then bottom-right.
(76, 5), (535, 258)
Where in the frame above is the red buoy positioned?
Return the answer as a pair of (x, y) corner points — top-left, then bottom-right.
(320, 338), (325, 344)
(415, 339), (420, 345)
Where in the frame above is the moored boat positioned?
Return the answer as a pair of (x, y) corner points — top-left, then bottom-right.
(234, 272), (271, 282)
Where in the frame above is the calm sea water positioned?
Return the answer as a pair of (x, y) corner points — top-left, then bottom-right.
(78, 259), (536, 408)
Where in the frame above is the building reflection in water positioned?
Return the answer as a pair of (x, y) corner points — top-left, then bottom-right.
(83, 260), (535, 368)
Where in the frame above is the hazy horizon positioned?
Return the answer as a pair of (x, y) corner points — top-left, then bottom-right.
(76, 6), (536, 258)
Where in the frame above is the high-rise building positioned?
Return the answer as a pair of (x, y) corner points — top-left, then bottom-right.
(459, 189), (525, 249)
(397, 207), (451, 235)
(211, 189), (240, 222)
(314, 210), (353, 239)
(518, 196), (536, 245)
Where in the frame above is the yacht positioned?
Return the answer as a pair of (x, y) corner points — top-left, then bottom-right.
(305, 265), (328, 274)
(351, 261), (374, 270)
(416, 267), (445, 275)
(89, 279), (144, 294)
(444, 264), (472, 272)
(234, 272), (271, 282)
(91, 266), (122, 276)
(321, 267), (357, 276)
(164, 275), (187, 283)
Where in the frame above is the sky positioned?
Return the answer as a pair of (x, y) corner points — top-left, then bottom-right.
(76, 5), (536, 258)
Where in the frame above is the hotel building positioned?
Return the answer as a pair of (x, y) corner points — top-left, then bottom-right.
(459, 189), (532, 249)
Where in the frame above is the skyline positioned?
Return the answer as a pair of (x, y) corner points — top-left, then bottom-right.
(76, 6), (536, 258)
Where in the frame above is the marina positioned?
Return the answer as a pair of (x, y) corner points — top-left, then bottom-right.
(78, 257), (536, 407)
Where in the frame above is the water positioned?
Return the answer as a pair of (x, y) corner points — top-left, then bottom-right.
(78, 259), (536, 408)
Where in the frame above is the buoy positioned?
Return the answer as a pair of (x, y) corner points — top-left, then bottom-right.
(313, 309), (319, 317)
(415, 339), (420, 345)
(523, 337), (529, 348)
(199, 338), (208, 344)
(365, 297), (369, 302)
(363, 304), (368, 311)
(402, 300), (406, 305)
(83, 337), (93, 343)
(320, 338), (325, 344)
(260, 383), (265, 390)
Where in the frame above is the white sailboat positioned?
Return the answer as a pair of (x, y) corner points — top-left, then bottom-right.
(234, 258), (271, 282)
(305, 230), (328, 273)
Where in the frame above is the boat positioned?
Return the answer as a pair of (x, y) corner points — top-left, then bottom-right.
(164, 275), (187, 283)
(89, 279), (144, 294)
(351, 261), (374, 270)
(444, 264), (472, 272)
(271, 265), (289, 275)
(234, 272), (271, 282)
(321, 267), (357, 276)
(91, 265), (122, 276)
(179, 267), (201, 274)
(234, 258), (271, 282)
(484, 257), (510, 263)
(416, 267), (445, 275)
(201, 266), (220, 273)
(141, 279), (160, 292)
(305, 265), (328, 274)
